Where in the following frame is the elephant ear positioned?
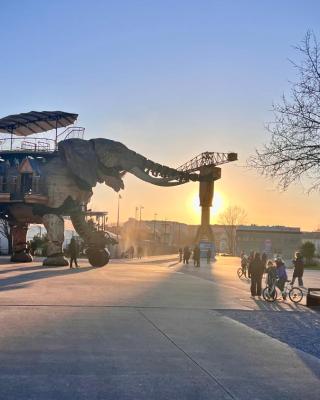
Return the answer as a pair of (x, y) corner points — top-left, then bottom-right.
(58, 139), (99, 189)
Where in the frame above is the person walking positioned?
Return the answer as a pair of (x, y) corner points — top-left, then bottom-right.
(240, 254), (248, 277)
(248, 252), (264, 297)
(193, 245), (200, 267)
(183, 246), (190, 264)
(206, 248), (212, 264)
(179, 248), (183, 262)
(69, 237), (79, 269)
(291, 251), (304, 287)
(137, 246), (143, 259)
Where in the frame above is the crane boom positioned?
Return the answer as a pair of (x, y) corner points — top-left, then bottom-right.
(177, 151), (237, 173)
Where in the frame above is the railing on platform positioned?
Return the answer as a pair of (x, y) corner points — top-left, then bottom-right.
(0, 126), (85, 153)
(58, 126), (85, 141)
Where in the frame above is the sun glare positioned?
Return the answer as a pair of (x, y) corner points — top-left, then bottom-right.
(190, 190), (225, 223)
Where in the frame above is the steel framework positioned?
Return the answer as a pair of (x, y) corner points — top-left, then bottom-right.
(177, 152), (237, 173)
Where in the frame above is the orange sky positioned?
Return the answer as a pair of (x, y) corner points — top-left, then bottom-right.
(89, 161), (320, 232)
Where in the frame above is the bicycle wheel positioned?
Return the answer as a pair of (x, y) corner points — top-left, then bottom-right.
(289, 287), (303, 303)
(237, 268), (243, 278)
(263, 286), (277, 302)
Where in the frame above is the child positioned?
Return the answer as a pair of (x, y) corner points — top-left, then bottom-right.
(275, 257), (288, 299)
(266, 260), (277, 288)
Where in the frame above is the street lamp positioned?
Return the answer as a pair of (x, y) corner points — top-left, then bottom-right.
(116, 194), (122, 241)
(139, 205), (144, 223)
(153, 213), (157, 240)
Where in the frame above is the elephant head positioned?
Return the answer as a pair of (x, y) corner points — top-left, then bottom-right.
(58, 138), (199, 192)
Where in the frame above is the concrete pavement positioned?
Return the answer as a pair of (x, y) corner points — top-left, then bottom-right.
(0, 255), (319, 399)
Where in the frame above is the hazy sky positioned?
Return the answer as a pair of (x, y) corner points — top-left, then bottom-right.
(1, 1), (320, 230)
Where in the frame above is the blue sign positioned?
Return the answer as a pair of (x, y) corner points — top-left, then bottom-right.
(199, 241), (215, 259)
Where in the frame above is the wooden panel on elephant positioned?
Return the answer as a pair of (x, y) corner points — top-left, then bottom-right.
(9, 204), (43, 224)
(24, 194), (49, 204)
(0, 193), (11, 202)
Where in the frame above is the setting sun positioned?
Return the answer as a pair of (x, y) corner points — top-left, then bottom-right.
(190, 190), (225, 223)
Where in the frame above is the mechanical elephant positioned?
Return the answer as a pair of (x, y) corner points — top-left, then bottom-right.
(7, 138), (199, 267)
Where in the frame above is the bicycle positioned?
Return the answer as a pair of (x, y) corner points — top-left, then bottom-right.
(237, 265), (248, 279)
(263, 280), (303, 303)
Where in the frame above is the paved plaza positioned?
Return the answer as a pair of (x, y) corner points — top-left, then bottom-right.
(0, 255), (319, 399)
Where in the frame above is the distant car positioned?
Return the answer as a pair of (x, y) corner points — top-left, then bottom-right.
(221, 253), (232, 257)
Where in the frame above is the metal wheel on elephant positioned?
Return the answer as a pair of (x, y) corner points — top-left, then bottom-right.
(87, 248), (110, 267)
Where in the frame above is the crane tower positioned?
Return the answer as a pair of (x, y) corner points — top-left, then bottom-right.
(177, 151), (238, 245)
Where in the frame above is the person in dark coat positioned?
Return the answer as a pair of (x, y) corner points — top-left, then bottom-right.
(183, 246), (190, 264)
(193, 245), (200, 267)
(179, 248), (183, 262)
(261, 252), (267, 272)
(291, 251), (304, 287)
(248, 252), (264, 297)
(69, 237), (79, 268)
(207, 248), (212, 264)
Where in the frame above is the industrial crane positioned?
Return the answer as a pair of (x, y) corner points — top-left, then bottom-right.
(177, 151), (237, 173)
(177, 151), (238, 249)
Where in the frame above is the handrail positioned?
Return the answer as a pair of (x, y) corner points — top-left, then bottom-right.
(0, 125), (85, 152)
(57, 126), (85, 140)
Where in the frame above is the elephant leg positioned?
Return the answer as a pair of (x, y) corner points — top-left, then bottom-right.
(10, 222), (33, 263)
(42, 214), (69, 267)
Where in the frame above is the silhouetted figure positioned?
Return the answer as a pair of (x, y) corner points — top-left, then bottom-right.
(193, 245), (200, 267)
(69, 237), (79, 268)
(137, 246), (143, 259)
(183, 246), (191, 264)
(207, 248), (212, 264)
(248, 252), (264, 297)
(128, 246), (134, 259)
(179, 248), (183, 262)
(291, 251), (304, 287)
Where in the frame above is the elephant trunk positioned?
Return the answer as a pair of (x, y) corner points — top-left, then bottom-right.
(127, 151), (199, 186)
(90, 138), (200, 186)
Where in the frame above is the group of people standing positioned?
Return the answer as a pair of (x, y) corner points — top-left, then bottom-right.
(241, 250), (305, 298)
(179, 245), (212, 267)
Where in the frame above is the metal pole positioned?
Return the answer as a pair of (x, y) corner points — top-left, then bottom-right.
(153, 213), (157, 240)
(139, 206), (144, 223)
(55, 120), (58, 150)
(164, 218), (167, 244)
(116, 195), (120, 240)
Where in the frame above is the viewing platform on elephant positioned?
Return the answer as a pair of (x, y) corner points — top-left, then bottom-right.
(0, 111), (84, 153)
(0, 111), (84, 206)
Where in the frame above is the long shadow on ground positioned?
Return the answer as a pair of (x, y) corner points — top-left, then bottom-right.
(218, 308), (320, 367)
(0, 266), (92, 292)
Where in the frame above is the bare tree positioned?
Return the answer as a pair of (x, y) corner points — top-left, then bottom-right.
(218, 206), (247, 255)
(0, 218), (12, 254)
(249, 32), (320, 191)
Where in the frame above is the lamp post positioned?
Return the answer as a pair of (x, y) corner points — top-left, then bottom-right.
(139, 206), (144, 223)
(116, 194), (122, 241)
(153, 213), (157, 241)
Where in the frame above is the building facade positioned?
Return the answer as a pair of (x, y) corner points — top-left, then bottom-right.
(236, 225), (301, 259)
